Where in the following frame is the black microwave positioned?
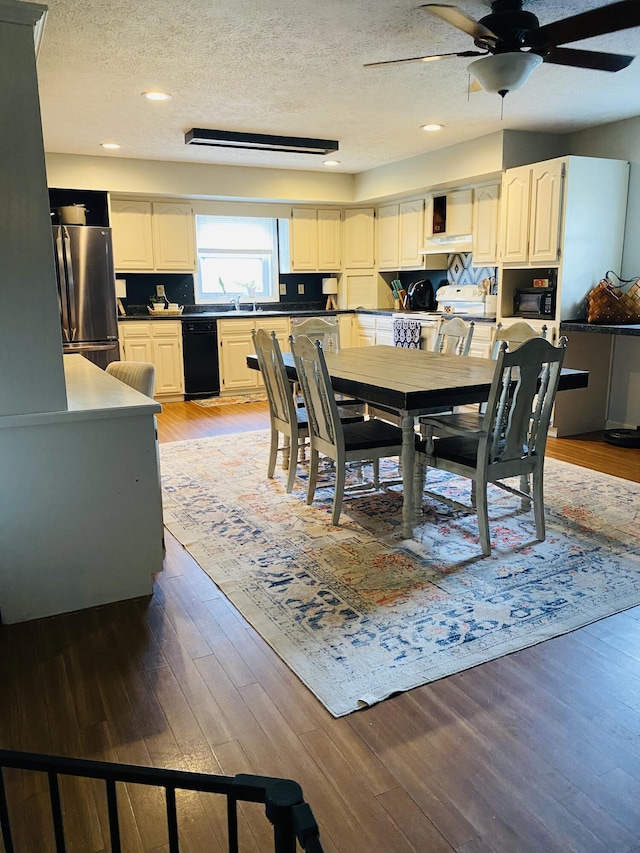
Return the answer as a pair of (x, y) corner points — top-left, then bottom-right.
(513, 287), (556, 318)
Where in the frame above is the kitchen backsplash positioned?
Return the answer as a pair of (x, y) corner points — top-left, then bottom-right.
(119, 272), (328, 315)
(448, 253), (497, 287)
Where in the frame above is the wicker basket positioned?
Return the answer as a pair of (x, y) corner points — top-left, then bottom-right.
(586, 272), (640, 324)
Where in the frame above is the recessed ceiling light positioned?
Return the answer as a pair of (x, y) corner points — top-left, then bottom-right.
(324, 160), (341, 166)
(421, 124), (443, 132)
(100, 142), (121, 149)
(143, 91), (172, 101)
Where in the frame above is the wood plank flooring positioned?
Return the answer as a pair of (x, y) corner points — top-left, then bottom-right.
(2, 399), (640, 852)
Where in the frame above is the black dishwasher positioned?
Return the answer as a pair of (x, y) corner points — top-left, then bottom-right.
(182, 320), (220, 399)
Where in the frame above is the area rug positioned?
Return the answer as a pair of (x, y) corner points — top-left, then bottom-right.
(159, 430), (640, 717)
(192, 393), (267, 408)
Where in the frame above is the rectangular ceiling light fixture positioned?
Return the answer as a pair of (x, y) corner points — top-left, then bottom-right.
(185, 128), (339, 156)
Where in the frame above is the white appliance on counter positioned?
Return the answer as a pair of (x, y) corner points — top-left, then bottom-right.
(435, 284), (497, 317)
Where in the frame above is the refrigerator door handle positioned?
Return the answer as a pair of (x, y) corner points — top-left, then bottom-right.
(55, 228), (71, 342)
(63, 227), (78, 341)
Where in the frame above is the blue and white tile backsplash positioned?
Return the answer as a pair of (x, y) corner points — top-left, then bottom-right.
(448, 253), (497, 286)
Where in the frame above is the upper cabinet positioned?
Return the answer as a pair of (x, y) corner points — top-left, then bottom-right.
(343, 207), (375, 268)
(498, 155), (629, 324)
(499, 160), (564, 265)
(377, 199), (425, 271)
(471, 184), (500, 267)
(422, 189), (473, 254)
(111, 199), (196, 272)
(278, 207), (342, 273)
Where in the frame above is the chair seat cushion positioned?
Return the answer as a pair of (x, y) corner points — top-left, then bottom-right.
(343, 418), (405, 451)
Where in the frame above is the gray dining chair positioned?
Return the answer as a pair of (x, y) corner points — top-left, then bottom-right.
(290, 334), (407, 525)
(433, 317), (475, 356)
(253, 329), (364, 493)
(414, 336), (568, 556)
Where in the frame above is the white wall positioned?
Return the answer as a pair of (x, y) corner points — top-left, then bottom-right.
(0, 2), (67, 417)
(46, 153), (356, 205)
(567, 116), (640, 429)
(568, 116), (640, 280)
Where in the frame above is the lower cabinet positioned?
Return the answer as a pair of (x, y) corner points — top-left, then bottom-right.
(218, 316), (290, 393)
(468, 321), (495, 359)
(118, 321), (185, 398)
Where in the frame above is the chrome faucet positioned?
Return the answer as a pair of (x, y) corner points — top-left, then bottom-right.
(230, 296), (241, 311)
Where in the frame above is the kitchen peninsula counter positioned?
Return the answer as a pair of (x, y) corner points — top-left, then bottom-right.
(0, 355), (163, 624)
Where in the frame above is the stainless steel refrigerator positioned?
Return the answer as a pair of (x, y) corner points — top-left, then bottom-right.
(53, 225), (119, 368)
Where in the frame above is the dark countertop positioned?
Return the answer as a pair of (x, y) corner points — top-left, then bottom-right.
(560, 320), (640, 337)
(119, 309), (497, 323)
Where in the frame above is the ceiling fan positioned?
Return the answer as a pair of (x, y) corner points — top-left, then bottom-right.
(365, 0), (640, 97)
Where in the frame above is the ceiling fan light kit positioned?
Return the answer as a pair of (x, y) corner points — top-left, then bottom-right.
(367, 0), (640, 97)
(468, 51), (543, 96)
(185, 128), (339, 156)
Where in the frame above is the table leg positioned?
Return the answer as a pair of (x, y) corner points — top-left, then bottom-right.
(401, 413), (415, 539)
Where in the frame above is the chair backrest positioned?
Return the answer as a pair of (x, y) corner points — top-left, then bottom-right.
(490, 321), (548, 359)
(290, 316), (340, 353)
(481, 336), (568, 472)
(289, 334), (342, 457)
(105, 361), (155, 397)
(433, 317), (475, 356)
(252, 328), (298, 430)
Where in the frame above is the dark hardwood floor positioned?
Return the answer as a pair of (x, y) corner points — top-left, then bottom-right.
(2, 399), (640, 852)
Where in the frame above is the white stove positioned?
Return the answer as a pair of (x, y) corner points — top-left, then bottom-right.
(435, 284), (497, 317)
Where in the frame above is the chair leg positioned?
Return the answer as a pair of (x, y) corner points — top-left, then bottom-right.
(532, 468), (546, 542)
(307, 449), (319, 506)
(520, 473), (532, 511)
(268, 429), (279, 478)
(475, 477), (492, 556)
(281, 434), (291, 472)
(285, 447), (298, 493)
(332, 461), (346, 525)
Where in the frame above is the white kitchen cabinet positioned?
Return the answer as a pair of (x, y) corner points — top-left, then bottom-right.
(317, 208), (342, 270)
(280, 207), (341, 272)
(111, 199), (196, 272)
(472, 184), (500, 267)
(377, 204), (400, 270)
(344, 270), (394, 310)
(499, 160), (564, 265)
(151, 202), (196, 270)
(426, 189), (473, 239)
(111, 200), (155, 270)
(497, 156), (628, 325)
(467, 322), (495, 359)
(218, 316), (290, 393)
(378, 199), (426, 271)
(374, 316), (394, 346)
(343, 208), (375, 268)
(354, 315), (377, 347)
(119, 321), (185, 398)
(338, 313), (354, 348)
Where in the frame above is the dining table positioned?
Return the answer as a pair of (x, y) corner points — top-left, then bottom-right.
(247, 345), (589, 539)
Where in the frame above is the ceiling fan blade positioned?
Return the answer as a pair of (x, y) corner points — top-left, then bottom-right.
(420, 4), (499, 44)
(538, 0), (640, 48)
(364, 50), (486, 68)
(543, 45), (634, 72)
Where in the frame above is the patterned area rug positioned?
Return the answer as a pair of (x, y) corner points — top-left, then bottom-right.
(159, 431), (640, 717)
(192, 394), (267, 408)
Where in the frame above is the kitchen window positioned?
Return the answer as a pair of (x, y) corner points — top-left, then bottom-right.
(194, 215), (279, 304)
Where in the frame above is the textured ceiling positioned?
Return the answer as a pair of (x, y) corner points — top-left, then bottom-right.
(34, 0), (640, 174)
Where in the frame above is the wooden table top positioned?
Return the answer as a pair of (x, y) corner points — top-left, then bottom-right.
(247, 345), (589, 414)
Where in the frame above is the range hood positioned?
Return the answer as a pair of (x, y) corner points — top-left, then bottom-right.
(420, 233), (473, 254)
